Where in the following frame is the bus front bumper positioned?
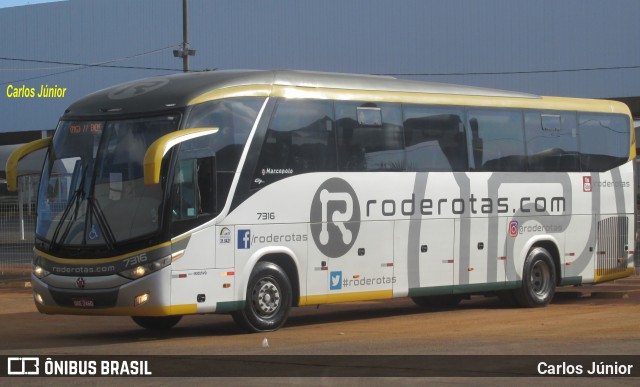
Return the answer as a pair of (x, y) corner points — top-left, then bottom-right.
(30, 266), (194, 316)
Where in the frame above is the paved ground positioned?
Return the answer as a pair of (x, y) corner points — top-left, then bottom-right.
(1, 277), (639, 385)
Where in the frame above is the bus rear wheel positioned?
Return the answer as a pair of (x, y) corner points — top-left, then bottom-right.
(232, 261), (292, 333)
(131, 315), (182, 330)
(514, 247), (556, 307)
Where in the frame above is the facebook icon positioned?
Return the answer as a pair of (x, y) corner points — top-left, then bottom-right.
(238, 229), (251, 249)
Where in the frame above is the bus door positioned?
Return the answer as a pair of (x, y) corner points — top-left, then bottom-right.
(560, 215), (593, 282)
(454, 217), (506, 291)
(307, 220), (395, 303)
(394, 219), (455, 296)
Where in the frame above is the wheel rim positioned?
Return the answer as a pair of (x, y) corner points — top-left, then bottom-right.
(530, 259), (552, 299)
(251, 278), (281, 317)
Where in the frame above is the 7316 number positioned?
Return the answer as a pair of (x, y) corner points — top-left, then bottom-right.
(257, 212), (275, 221)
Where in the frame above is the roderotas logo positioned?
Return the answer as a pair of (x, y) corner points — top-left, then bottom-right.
(310, 178), (360, 258)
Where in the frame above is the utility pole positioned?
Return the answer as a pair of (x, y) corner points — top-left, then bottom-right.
(173, 0), (196, 72)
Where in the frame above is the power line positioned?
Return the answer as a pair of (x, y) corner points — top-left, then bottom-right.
(0, 65), (82, 71)
(4, 52), (639, 83)
(0, 57), (181, 71)
(0, 44), (183, 86)
(376, 65), (640, 77)
(1, 65), (88, 86)
(0, 45), (180, 72)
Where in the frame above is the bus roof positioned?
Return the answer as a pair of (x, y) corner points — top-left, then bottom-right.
(61, 69), (629, 118)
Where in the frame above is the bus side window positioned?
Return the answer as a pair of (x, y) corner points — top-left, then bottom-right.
(172, 159), (198, 220)
(252, 99), (336, 188)
(336, 102), (404, 171)
(403, 105), (467, 172)
(525, 112), (580, 172)
(170, 136), (216, 236)
(466, 109), (526, 172)
(579, 113), (630, 172)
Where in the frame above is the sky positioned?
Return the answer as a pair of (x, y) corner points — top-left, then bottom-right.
(0, 0), (66, 9)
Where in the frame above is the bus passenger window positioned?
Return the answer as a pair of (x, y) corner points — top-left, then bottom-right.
(185, 98), (264, 172)
(403, 105), (467, 171)
(525, 112), (580, 172)
(466, 110), (526, 172)
(579, 113), (630, 172)
(252, 99), (336, 188)
(336, 102), (404, 171)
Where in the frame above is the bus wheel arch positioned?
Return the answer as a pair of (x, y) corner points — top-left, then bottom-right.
(232, 255), (297, 333)
(514, 244), (557, 307)
(531, 240), (561, 286)
(257, 253), (300, 307)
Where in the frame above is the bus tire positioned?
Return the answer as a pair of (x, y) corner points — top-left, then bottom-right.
(514, 247), (556, 307)
(232, 261), (292, 333)
(411, 294), (462, 308)
(131, 315), (182, 330)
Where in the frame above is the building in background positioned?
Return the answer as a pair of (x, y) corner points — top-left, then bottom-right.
(4, 0), (640, 197)
(2, 0), (640, 179)
(2, 0), (640, 275)
(2, 0), (640, 140)
(2, 0), (640, 188)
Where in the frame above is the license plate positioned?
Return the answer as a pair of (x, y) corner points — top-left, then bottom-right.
(72, 297), (95, 307)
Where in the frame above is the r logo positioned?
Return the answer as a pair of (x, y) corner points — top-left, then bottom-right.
(310, 178), (360, 258)
(108, 78), (169, 100)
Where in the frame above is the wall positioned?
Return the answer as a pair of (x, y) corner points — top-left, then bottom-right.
(1, 0), (639, 134)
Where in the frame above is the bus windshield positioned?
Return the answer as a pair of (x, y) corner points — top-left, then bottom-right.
(36, 97), (265, 250)
(37, 115), (180, 249)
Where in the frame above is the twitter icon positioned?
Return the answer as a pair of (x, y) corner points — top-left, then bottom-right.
(330, 271), (342, 290)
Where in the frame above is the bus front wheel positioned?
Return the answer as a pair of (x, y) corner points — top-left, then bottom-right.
(514, 247), (556, 307)
(131, 315), (182, 330)
(232, 261), (292, 333)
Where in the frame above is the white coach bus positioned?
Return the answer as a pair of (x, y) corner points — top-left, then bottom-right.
(7, 70), (636, 332)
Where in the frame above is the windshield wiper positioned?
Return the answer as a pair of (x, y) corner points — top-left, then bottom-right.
(50, 165), (87, 252)
(87, 197), (116, 250)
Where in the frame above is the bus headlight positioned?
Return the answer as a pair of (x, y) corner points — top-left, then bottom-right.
(33, 265), (50, 279)
(119, 256), (172, 280)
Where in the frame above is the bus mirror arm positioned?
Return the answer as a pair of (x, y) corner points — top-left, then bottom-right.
(143, 127), (218, 185)
(5, 137), (52, 192)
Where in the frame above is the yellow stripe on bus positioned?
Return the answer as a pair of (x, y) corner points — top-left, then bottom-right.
(34, 242), (172, 265)
(186, 83), (632, 116)
(185, 82), (635, 162)
(300, 290), (393, 306)
(185, 82), (635, 161)
(594, 267), (636, 284)
(35, 303), (198, 317)
(188, 84), (273, 106)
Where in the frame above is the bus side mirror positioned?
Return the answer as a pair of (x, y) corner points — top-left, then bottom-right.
(5, 137), (52, 192)
(143, 127), (218, 185)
